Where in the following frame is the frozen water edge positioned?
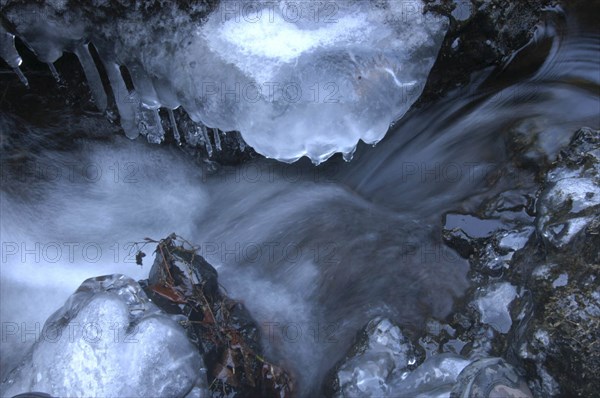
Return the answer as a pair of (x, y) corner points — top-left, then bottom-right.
(1, 0), (448, 163)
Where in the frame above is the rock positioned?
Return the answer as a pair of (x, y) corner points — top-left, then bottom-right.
(512, 214), (599, 397)
(0, 274), (206, 398)
(514, 255), (599, 396)
(517, 130), (599, 396)
(443, 221), (534, 279)
(324, 317), (418, 398)
(389, 354), (472, 397)
(451, 357), (532, 398)
(497, 228), (534, 253)
(481, 227), (533, 274)
(536, 127), (600, 250)
(140, 234), (294, 398)
(324, 317), (479, 397)
(420, 0), (553, 104)
(442, 227), (479, 259)
(323, 316), (535, 397)
(440, 128), (600, 396)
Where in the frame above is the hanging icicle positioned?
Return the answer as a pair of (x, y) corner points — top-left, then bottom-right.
(201, 124), (213, 158)
(212, 128), (222, 152)
(168, 109), (181, 144)
(73, 43), (107, 112)
(0, 28), (29, 87)
(47, 62), (61, 82)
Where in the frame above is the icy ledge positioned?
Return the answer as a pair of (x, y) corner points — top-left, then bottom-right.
(1, 1), (447, 163)
(0, 275), (205, 398)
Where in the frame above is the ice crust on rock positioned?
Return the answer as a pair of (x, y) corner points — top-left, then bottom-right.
(474, 282), (517, 334)
(335, 317), (416, 397)
(388, 354), (471, 397)
(0, 274), (206, 398)
(332, 318), (473, 397)
(536, 127), (600, 248)
(1, 0), (447, 163)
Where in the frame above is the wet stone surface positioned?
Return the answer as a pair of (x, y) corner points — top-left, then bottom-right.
(139, 234), (294, 398)
(510, 127), (600, 397)
(441, 127), (600, 397)
(323, 317), (419, 397)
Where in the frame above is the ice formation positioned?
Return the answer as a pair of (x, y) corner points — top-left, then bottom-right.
(0, 274), (205, 398)
(0, 0), (447, 163)
(330, 317), (473, 397)
(474, 282), (518, 334)
(335, 318), (417, 397)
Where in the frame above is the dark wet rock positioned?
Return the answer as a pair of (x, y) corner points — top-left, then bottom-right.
(443, 227), (479, 259)
(515, 261), (599, 396)
(479, 188), (537, 226)
(508, 128), (600, 397)
(407, 129), (598, 397)
(442, 213), (534, 279)
(420, 0), (554, 104)
(418, 319), (467, 358)
(536, 127), (600, 250)
(473, 228), (534, 278)
(440, 127), (600, 397)
(139, 234), (294, 398)
(442, 213), (516, 278)
(438, 128), (599, 396)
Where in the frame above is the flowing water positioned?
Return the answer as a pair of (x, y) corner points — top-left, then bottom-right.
(0, 3), (599, 396)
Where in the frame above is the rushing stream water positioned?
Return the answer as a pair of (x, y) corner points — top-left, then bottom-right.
(0, 2), (599, 397)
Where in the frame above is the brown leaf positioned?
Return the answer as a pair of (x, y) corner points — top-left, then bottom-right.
(150, 284), (187, 304)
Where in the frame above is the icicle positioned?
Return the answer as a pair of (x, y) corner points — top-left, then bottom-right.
(12, 67), (29, 87)
(146, 109), (165, 144)
(101, 58), (139, 139)
(201, 125), (213, 158)
(168, 109), (181, 144)
(0, 28), (20, 67)
(134, 100), (165, 144)
(0, 29), (29, 87)
(47, 62), (60, 82)
(212, 128), (222, 152)
(237, 132), (246, 152)
(342, 146), (357, 162)
(73, 44), (107, 112)
(153, 78), (180, 109)
(128, 63), (160, 109)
